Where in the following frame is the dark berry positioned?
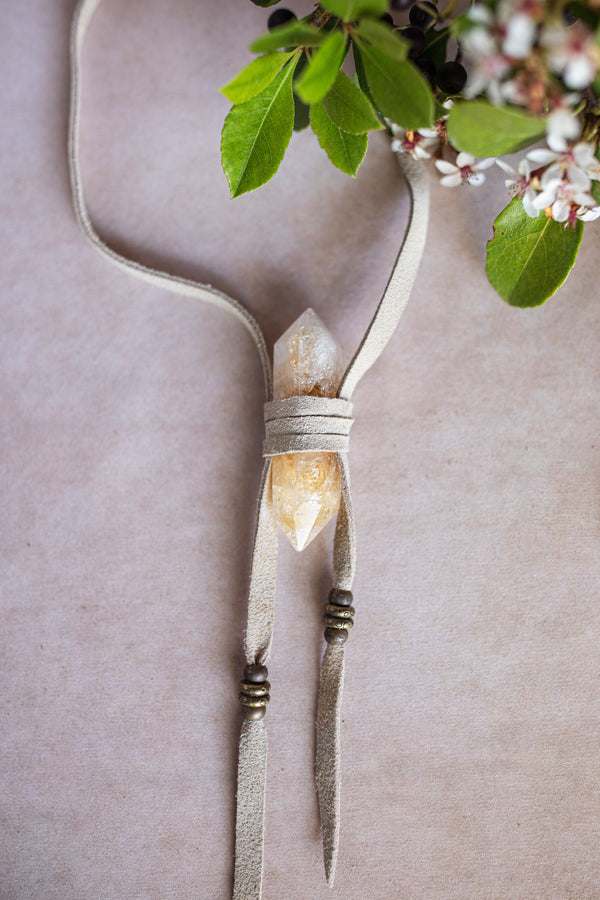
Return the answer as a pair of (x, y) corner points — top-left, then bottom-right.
(293, 95), (310, 132)
(409, 1), (438, 29)
(402, 25), (426, 59)
(391, 0), (414, 8)
(563, 4), (577, 24)
(415, 56), (436, 86)
(436, 60), (467, 93)
(380, 12), (394, 26)
(267, 8), (296, 30)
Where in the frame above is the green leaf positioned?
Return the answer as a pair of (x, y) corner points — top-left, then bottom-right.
(220, 51), (293, 104)
(323, 70), (383, 133)
(249, 0), (281, 6)
(320, 0), (389, 19)
(250, 22), (326, 53)
(352, 43), (379, 114)
(447, 101), (546, 157)
(359, 45), (434, 129)
(310, 101), (368, 175)
(355, 19), (407, 62)
(592, 179), (600, 204)
(486, 198), (583, 307)
(294, 31), (347, 104)
(221, 61), (297, 198)
(421, 26), (450, 67)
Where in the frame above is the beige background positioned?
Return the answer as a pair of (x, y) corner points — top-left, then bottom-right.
(3, 2), (600, 898)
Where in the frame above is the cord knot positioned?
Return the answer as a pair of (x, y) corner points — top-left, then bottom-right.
(263, 396), (354, 456)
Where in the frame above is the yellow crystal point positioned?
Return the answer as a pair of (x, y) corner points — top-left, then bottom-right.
(271, 309), (343, 552)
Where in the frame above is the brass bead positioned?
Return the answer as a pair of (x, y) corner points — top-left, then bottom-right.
(239, 693), (269, 708)
(325, 627), (348, 644)
(244, 663), (268, 684)
(328, 588), (353, 607)
(325, 603), (355, 619)
(324, 615), (353, 630)
(242, 705), (266, 721)
(240, 681), (271, 698)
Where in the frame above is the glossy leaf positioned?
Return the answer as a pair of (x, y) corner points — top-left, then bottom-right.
(352, 43), (378, 112)
(447, 101), (546, 157)
(221, 51), (293, 104)
(422, 26), (450, 67)
(355, 19), (407, 62)
(294, 31), (347, 104)
(359, 45), (434, 129)
(486, 197), (583, 307)
(320, 0), (389, 19)
(310, 101), (368, 175)
(221, 61), (297, 197)
(323, 70), (383, 133)
(250, 0), (282, 6)
(250, 21), (326, 53)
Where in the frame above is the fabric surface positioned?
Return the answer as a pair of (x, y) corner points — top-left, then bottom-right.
(2, 2), (600, 899)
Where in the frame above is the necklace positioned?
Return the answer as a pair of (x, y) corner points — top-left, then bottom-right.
(69, 2), (429, 895)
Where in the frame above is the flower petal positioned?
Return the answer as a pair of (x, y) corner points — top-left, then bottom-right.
(467, 172), (486, 186)
(578, 206), (600, 220)
(439, 172), (463, 187)
(496, 159), (518, 177)
(456, 152), (476, 168)
(522, 190), (540, 218)
(540, 167), (563, 189)
(502, 14), (536, 59)
(435, 159), (459, 175)
(547, 132), (568, 153)
(567, 164), (591, 191)
(564, 55), (595, 90)
(533, 186), (559, 208)
(527, 149), (559, 165)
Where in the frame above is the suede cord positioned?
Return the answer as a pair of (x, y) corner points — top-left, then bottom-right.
(68, 2), (430, 896)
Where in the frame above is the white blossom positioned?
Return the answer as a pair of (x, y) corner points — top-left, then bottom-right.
(546, 105), (582, 152)
(436, 153), (495, 187)
(496, 157), (539, 216)
(528, 142), (600, 189)
(466, 4), (494, 25)
(390, 125), (439, 160)
(571, 141), (600, 180)
(501, 12), (537, 58)
(532, 177), (598, 222)
(463, 49), (512, 103)
(540, 23), (600, 89)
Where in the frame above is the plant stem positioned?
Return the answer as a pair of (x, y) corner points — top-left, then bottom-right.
(439, 0), (462, 22)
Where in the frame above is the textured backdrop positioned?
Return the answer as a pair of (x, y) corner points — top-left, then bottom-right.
(2, 2), (600, 898)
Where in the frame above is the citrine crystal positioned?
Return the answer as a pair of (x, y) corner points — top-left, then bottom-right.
(271, 309), (343, 551)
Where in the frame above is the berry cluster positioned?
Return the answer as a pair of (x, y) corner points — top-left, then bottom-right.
(268, 2), (469, 98)
(394, 0), (468, 95)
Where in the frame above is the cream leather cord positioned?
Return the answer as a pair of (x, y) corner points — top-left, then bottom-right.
(69, 1), (430, 895)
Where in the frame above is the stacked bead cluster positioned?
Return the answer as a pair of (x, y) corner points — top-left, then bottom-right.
(239, 664), (270, 721)
(324, 588), (355, 645)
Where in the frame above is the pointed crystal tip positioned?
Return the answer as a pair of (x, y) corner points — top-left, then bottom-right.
(271, 308), (343, 551)
(273, 308), (343, 402)
(271, 451), (341, 551)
